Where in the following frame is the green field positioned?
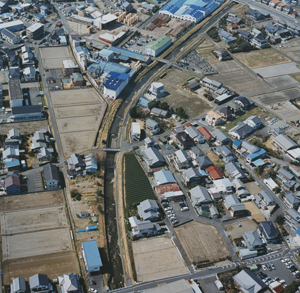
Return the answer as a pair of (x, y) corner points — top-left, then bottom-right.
(124, 153), (156, 206)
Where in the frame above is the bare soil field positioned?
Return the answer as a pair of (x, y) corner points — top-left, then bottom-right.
(233, 48), (290, 69)
(174, 221), (230, 263)
(50, 88), (101, 105)
(67, 20), (90, 34)
(196, 38), (219, 64)
(132, 236), (188, 281)
(0, 206), (68, 235)
(158, 69), (213, 118)
(244, 202), (265, 223)
(265, 75), (298, 88)
(2, 228), (72, 260)
(212, 60), (243, 74)
(54, 104), (104, 118)
(253, 62), (300, 78)
(0, 190), (64, 212)
(278, 42), (300, 61)
(245, 182), (262, 195)
(3, 251), (79, 285)
(0, 120), (48, 135)
(40, 47), (71, 69)
(255, 87), (300, 105)
(223, 218), (257, 239)
(274, 101), (300, 122)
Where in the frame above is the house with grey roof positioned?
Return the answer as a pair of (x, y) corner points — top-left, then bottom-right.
(209, 205), (219, 218)
(143, 147), (165, 169)
(67, 153), (85, 176)
(258, 190), (275, 206)
(174, 149), (190, 170)
(234, 96), (253, 110)
(37, 147), (54, 161)
(129, 216), (161, 238)
(154, 170), (176, 185)
(43, 163), (60, 190)
(233, 269), (267, 293)
(216, 145), (235, 163)
(244, 115), (261, 130)
(212, 129), (231, 145)
(196, 155), (213, 170)
(189, 146), (204, 159)
(225, 162), (246, 179)
(150, 107), (168, 118)
(229, 122), (254, 139)
(224, 194), (246, 217)
(137, 199), (159, 221)
(182, 167), (201, 185)
(58, 273), (81, 293)
(29, 274), (49, 292)
(189, 185), (212, 206)
(8, 128), (21, 142)
(243, 230), (265, 251)
(185, 126), (205, 143)
(284, 193), (300, 209)
(273, 134), (298, 151)
(146, 118), (160, 135)
(11, 277), (26, 293)
(277, 167), (294, 181)
(257, 221), (279, 243)
(144, 137), (155, 148)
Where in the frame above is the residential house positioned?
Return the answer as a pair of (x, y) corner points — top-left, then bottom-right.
(216, 145), (235, 163)
(264, 178), (279, 191)
(67, 153), (85, 176)
(233, 269), (267, 293)
(154, 170), (176, 185)
(251, 35), (269, 49)
(137, 199), (159, 221)
(244, 116), (261, 130)
(218, 106), (233, 121)
(131, 122), (140, 141)
(196, 155), (213, 170)
(205, 111), (223, 126)
(59, 36), (67, 46)
(144, 137), (155, 148)
(265, 23), (278, 35)
(185, 80), (199, 91)
(206, 165), (224, 180)
(189, 146), (204, 160)
(229, 122), (254, 140)
(3, 147), (19, 160)
(225, 162), (246, 179)
(189, 185), (212, 206)
(143, 147), (165, 169)
(9, 66), (20, 79)
(258, 190), (276, 206)
(197, 126), (214, 141)
(174, 149), (190, 169)
(5, 170), (20, 195)
(43, 163), (60, 190)
(70, 72), (84, 86)
(210, 205), (219, 218)
(273, 134), (298, 151)
(85, 155), (97, 173)
(11, 277), (26, 293)
(0, 1), (8, 13)
(121, 1), (133, 12)
(234, 96), (253, 110)
(213, 47), (231, 60)
(145, 118), (160, 135)
(175, 132), (195, 149)
(29, 274), (49, 292)
(129, 216), (161, 238)
(257, 221), (279, 243)
(284, 193), (300, 209)
(277, 167), (294, 181)
(58, 274), (81, 293)
(243, 230), (265, 251)
(150, 107), (168, 118)
(23, 67), (36, 81)
(182, 167), (201, 185)
(239, 30), (252, 41)
(224, 194), (246, 217)
(200, 77), (223, 91)
(40, 5), (49, 15)
(245, 9), (266, 20)
(213, 178), (234, 194)
(8, 128), (21, 141)
(2, 28), (21, 44)
(22, 50), (35, 65)
(37, 147), (54, 161)
(212, 129), (231, 145)
(81, 240), (102, 274)
(228, 101), (242, 114)
(185, 126), (205, 143)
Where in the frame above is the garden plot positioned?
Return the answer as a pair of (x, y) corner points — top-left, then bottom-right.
(132, 236), (188, 281)
(253, 63), (300, 78)
(0, 206), (68, 235)
(174, 221), (230, 263)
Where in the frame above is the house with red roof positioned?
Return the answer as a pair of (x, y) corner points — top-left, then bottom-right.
(206, 165), (224, 180)
(198, 126), (214, 141)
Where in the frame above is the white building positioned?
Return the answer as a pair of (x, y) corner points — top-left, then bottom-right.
(264, 178), (278, 191)
(103, 71), (129, 100)
(131, 122), (141, 141)
(23, 67), (36, 81)
(146, 82), (165, 100)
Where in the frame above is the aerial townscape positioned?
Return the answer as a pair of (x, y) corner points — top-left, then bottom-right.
(3, 0), (300, 292)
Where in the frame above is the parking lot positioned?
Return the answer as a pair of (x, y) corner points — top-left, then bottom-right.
(21, 82), (42, 106)
(165, 200), (193, 225)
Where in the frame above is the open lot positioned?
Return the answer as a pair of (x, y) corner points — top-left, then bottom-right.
(0, 206), (68, 235)
(2, 227), (72, 260)
(223, 218), (257, 239)
(245, 182), (262, 195)
(50, 88), (106, 157)
(278, 41), (300, 61)
(265, 75), (298, 88)
(174, 220), (230, 263)
(3, 251), (79, 285)
(40, 47), (72, 69)
(233, 48), (291, 69)
(212, 60), (243, 74)
(253, 62), (300, 78)
(0, 120), (48, 135)
(132, 236), (188, 281)
(158, 69), (213, 118)
(0, 190), (64, 212)
(255, 87), (300, 105)
(244, 202), (265, 223)
(196, 38), (219, 65)
(272, 101), (300, 122)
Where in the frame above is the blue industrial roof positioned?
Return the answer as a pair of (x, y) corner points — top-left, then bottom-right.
(296, 227), (300, 236)
(161, 4), (179, 13)
(82, 240), (103, 268)
(184, 0), (207, 7)
(99, 48), (114, 57)
(117, 55), (129, 61)
(88, 60), (132, 75)
(138, 97), (149, 107)
(182, 8), (204, 18)
(35, 13), (44, 18)
(75, 46), (89, 54)
(110, 46), (149, 62)
(247, 149), (266, 160)
(104, 71), (129, 90)
(253, 158), (266, 167)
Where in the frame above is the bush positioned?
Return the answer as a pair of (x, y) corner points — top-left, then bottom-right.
(129, 106), (140, 118)
(207, 27), (221, 42)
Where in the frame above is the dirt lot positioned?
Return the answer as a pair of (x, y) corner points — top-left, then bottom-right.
(174, 220), (230, 263)
(244, 202), (265, 223)
(277, 41), (300, 61)
(40, 47), (72, 69)
(3, 251), (79, 285)
(132, 236), (188, 281)
(67, 20), (90, 34)
(233, 48), (290, 69)
(212, 60), (243, 74)
(0, 120), (48, 135)
(0, 190), (64, 212)
(255, 87), (300, 105)
(265, 75), (298, 88)
(245, 182), (262, 195)
(223, 218), (257, 239)
(158, 69), (213, 118)
(0, 206), (68, 235)
(196, 38), (219, 65)
(274, 101), (300, 122)
(50, 89), (106, 157)
(253, 62), (300, 78)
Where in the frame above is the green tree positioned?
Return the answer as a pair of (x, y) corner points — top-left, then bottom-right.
(129, 106), (140, 118)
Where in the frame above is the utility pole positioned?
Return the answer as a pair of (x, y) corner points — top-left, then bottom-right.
(196, 254), (200, 268)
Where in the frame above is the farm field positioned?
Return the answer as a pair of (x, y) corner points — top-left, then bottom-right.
(174, 220), (230, 263)
(255, 87), (300, 105)
(253, 62), (300, 78)
(132, 236), (188, 281)
(124, 153), (156, 206)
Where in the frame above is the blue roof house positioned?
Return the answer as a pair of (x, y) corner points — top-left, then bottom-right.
(82, 240), (103, 274)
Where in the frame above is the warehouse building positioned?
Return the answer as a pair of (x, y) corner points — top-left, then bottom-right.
(9, 79), (23, 107)
(145, 36), (172, 57)
(26, 23), (44, 39)
(11, 105), (43, 121)
(82, 240), (103, 274)
(0, 20), (24, 33)
(103, 71), (130, 99)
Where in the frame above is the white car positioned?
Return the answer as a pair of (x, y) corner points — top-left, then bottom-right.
(262, 264), (267, 271)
